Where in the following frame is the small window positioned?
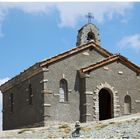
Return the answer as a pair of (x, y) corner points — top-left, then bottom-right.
(29, 84), (33, 105)
(87, 31), (95, 41)
(124, 95), (131, 114)
(59, 79), (68, 102)
(10, 93), (14, 112)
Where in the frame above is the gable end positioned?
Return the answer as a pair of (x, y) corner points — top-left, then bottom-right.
(80, 54), (140, 74)
(40, 41), (112, 67)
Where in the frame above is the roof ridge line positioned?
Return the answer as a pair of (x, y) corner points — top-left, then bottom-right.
(40, 41), (92, 64)
(40, 41), (112, 67)
(80, 54), (118, 71)
(81, 54), (140, 73)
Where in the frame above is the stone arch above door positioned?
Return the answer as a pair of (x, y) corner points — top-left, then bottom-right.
(93, 82), (120, 120)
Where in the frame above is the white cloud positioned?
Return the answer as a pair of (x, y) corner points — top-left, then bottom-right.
(118, 34), (140, 51)
(0, 2), (134, 35)
(0, 3), (54, 37)
(12, 3), (54, 15)
(0, 3), (54, 15)
(0, 77), (9, 86)
(57, 2), (134, 27)
(0, 77), (9, 131)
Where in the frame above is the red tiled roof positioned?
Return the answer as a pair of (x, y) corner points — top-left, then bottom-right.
(81, 54), (140, 74)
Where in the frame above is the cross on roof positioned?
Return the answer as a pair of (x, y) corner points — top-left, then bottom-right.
(86, 12), (94, 23)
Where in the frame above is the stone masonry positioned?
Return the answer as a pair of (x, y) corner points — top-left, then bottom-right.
(0, 23), (140, 130)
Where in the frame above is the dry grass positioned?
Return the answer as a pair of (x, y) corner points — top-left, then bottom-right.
(64, 127), (71, 134)
(81, 127), (92, 132)
(59, 124), (69, 129)
(109, 121), (116, 125)
(95, 123), (108, 130)
(58, 124), (71, 134)
(18, 128), (32, 134)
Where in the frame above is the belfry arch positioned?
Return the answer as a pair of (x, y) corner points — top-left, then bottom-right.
(93, 82), (120, 120)
(87, 31), (96, 41)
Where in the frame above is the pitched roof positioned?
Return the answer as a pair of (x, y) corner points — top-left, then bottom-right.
(40, 41), (112, 67)
(0, 41), (112, 92)
(80, 54), (140, 74)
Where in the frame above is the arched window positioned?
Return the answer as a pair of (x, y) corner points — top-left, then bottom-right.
(124, 95), (131, 114)
(10, 93), (14, 112)
(87, 31), (95, 41)
(59, 79), (68, 102)
(28, 84), (33, 105)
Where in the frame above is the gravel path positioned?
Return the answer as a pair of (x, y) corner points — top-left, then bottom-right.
(0, 113), (140, 139)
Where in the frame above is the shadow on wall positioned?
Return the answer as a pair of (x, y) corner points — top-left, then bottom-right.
(74, 71), (80, 92)
(74, 71), (86, 122)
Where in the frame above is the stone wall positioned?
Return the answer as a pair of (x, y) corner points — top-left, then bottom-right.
(76, 23), (101, 46)
(83, 61), (140, 121)
(2, 72), (44, 130)
(42, 47), (105, 122)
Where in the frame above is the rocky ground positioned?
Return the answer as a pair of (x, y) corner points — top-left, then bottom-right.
(0, 113), (140, 139)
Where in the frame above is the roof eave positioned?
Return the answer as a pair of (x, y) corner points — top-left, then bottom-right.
(81, 55), (140, 74)
(40, 41), (112, 67)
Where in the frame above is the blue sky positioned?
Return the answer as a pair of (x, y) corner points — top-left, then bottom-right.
(0, 2), (140, 130)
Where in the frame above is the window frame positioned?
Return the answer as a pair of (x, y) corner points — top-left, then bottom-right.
(59, 79), (68, 102)
(124, 95), (131, 114)
(28, 84), (33, 105)
(87, 31), (96, 41)
(10, 93), (14, 113)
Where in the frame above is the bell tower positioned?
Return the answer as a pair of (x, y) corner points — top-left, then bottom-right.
(76, 13), (101, 46)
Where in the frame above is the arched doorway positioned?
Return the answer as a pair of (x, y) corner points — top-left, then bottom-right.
(124, 95), (131, 114)
(99, 88), (113, 120)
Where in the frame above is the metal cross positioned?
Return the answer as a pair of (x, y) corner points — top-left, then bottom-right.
(86, 12), (94, 23)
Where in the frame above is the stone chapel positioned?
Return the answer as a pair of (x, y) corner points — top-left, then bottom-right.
(0, 21), (140, 130)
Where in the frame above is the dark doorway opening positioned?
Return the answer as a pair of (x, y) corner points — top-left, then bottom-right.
(99, 88), (113, 120)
